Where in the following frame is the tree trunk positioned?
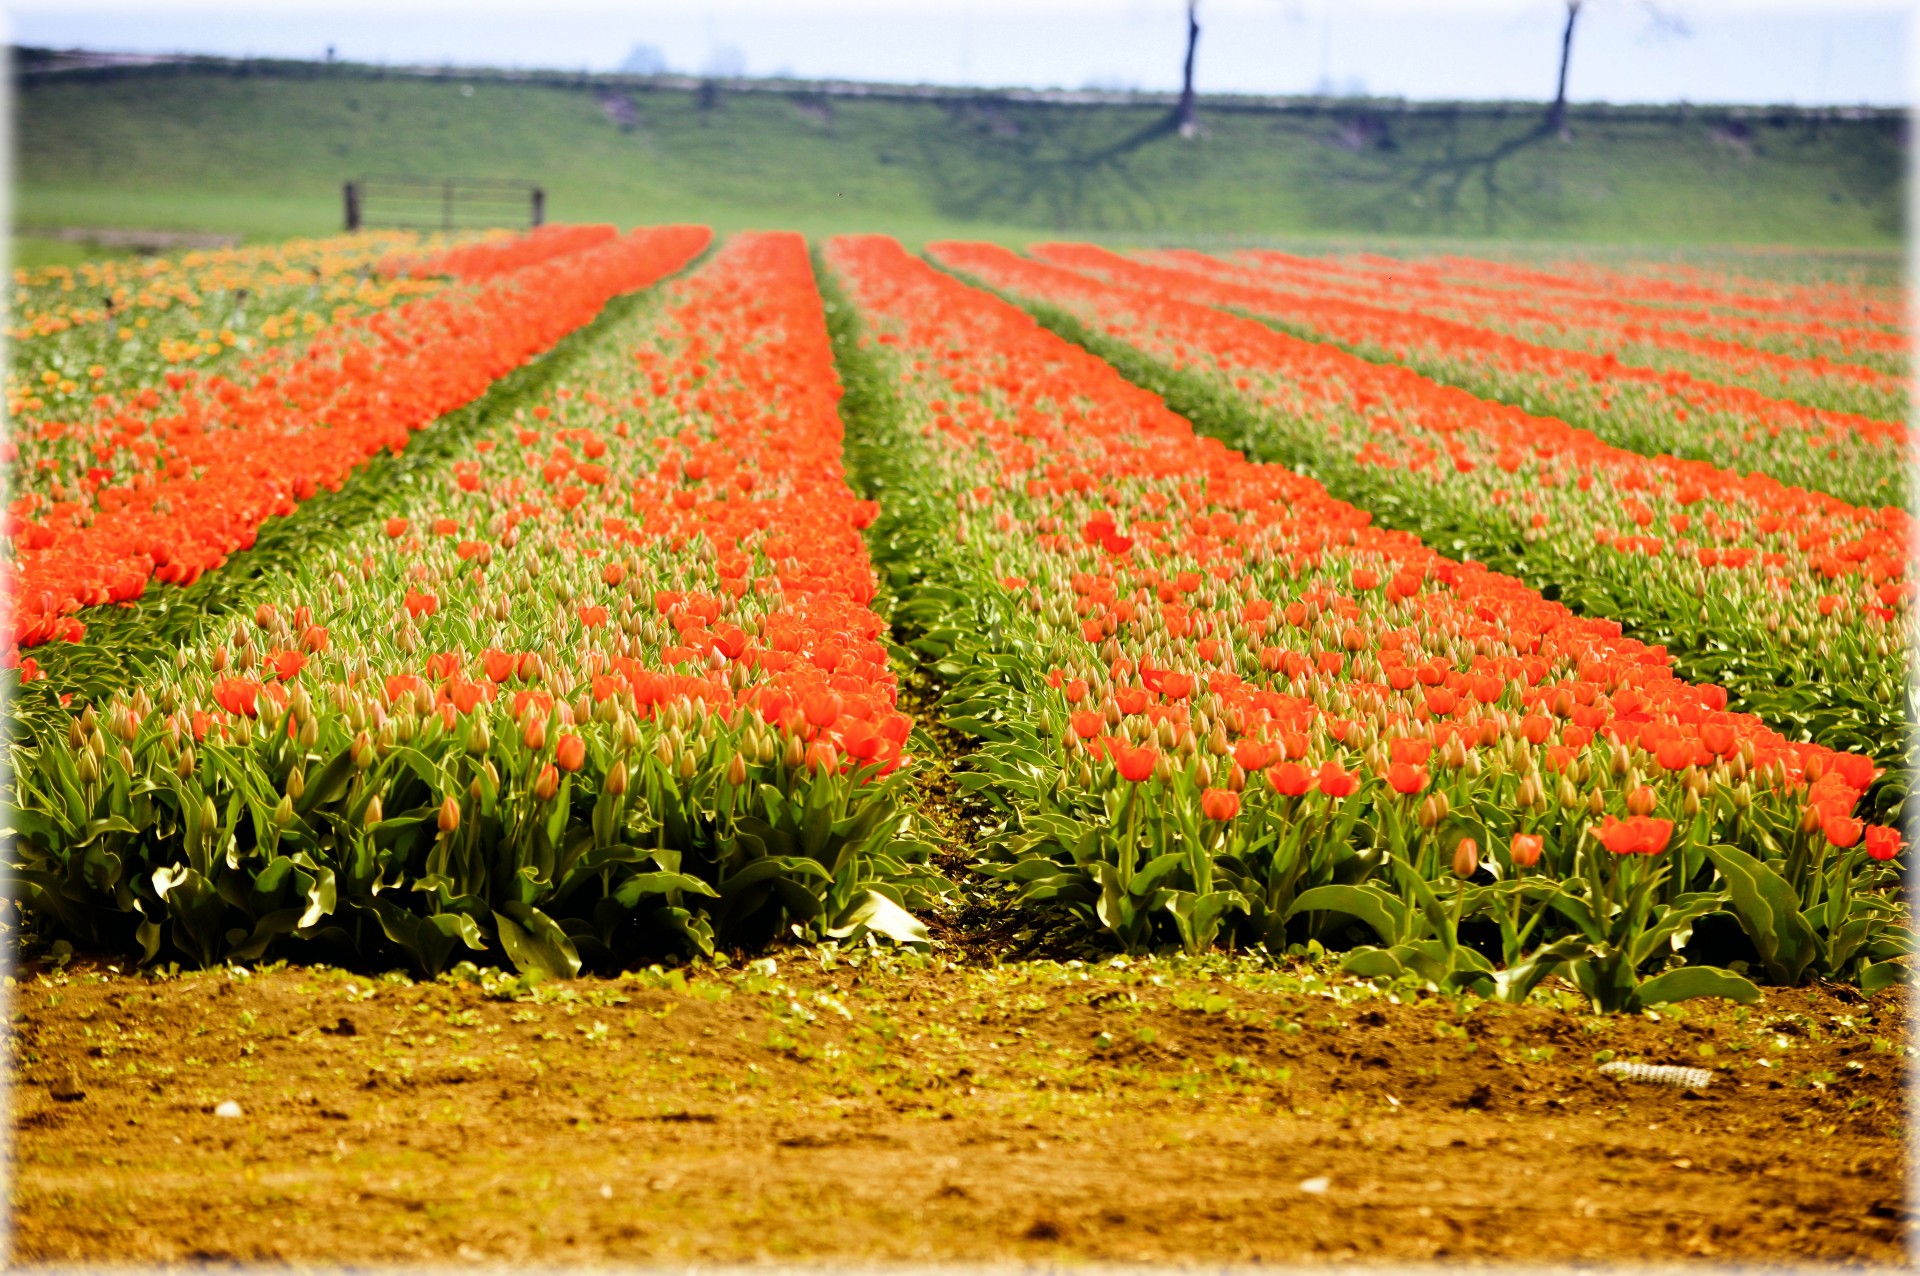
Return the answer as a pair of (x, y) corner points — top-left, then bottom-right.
(1175, 2), (1201, 138)
(1547, 0), (1581, 138)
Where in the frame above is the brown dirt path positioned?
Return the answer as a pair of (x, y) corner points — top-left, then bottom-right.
(6, 952), (1911, 1266)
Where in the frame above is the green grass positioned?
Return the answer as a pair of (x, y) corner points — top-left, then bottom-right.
(13, 64), (1906, 249)
(10, 235), (142, 269)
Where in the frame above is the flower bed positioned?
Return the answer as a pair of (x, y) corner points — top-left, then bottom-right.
(1032, 244), (1906, 510)
(5, 226), (711, 653)
(5, 230), (940, 974)
(392, 224), (622, 280)
(826, 233), (1906, 1006)
(1188, 248), (1906, 420)
(928, 241), (1913, 783)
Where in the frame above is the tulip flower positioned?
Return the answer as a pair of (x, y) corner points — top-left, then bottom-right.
(1596, 815), (1673, 856)
(1200, 788), (1241, 822)
(1511, 833), (1544, 868)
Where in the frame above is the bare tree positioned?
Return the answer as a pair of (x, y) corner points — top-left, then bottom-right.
(1547, 0), (1582, 138)
(1174, 2), (1201, 139)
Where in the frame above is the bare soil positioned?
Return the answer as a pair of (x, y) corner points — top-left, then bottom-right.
(6, 951), (1911, 1266)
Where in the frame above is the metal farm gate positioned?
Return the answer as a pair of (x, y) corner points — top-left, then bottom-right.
(343, 175), (545, 232)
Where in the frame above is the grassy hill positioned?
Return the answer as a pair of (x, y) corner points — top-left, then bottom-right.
(11, 57), (1907, 251)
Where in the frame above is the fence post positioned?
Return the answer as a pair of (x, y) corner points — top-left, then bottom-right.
(531, 187), (545, 228)
(343, 181), (361, 231)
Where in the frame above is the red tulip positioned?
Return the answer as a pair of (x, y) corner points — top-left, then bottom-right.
(1511, 833), (1543, 868)
(1864, 825), (1902, 862)
(803, 689), (842, 730)
(554, 733), (586, 772)
(1823, 814), (1864, 849)
(1596, 815), (1673, 856)
(1317, 760), (1357, 798)
(533, 763), (560, 802)
(1233, 739), (1275, 771)
(1112, 740), (1158, 783)
(211, 677), (262, 719)
(1267, 761), (1311, 796)
(1387, 762), (1428, 795)
(1201, 788), (1241, 821)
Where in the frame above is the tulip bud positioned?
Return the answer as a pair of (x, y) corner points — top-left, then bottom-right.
(286, 766), (305, 801)
(534, 763), (560, 802)
(466, 716), (491, 755)
(176, 745), (196, 780)
(437, 796), (460, 833)
(1558, 775), (1581, 810)
(727, 752), (747, 787)
(1798, 805), (1822, 835)
(87, 728), (107, 761)
(1451, 837), (1479, 878)
(783, 732), (807, 769)
(608, 758), (630, 796)
(363, 794), (384, 826)
(274, 794), (295, 829)
(1587, 789), (1606, 817)
(523, 716), (547, 751)
(677, 749), (698, 781)
(1417, 794), (1443, 829)
(1732, 782), (1752, 811)
(1683, 789), (1700, 817)
(1627, 785), (1657, 816)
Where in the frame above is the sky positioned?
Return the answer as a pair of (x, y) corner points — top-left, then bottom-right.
(5, 0), (1910, 107)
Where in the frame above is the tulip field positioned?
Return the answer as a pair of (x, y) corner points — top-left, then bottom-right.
(4, 222), (1912, 1264)
(4, 222), (1911, 1006)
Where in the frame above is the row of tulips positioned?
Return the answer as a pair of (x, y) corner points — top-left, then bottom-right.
(5, 231), (941, 976)
(1207, 249), (1904, 420)
(1325, 251), (1906, 374)
(390, 224), (622, 281)
(1029, 244), (1907, 511)
(822, 233), (1908, 1008)
(3, 225), (711, 654)
(1428, 253), (1905, 343)
(929, 242), (1914, 792)
(6, 232), (452, 456)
